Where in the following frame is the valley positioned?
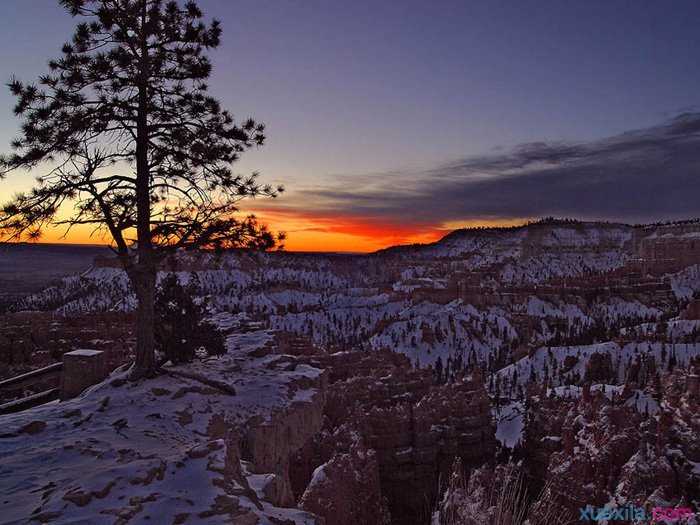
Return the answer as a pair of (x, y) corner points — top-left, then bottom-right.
(2, 218), (700, 524)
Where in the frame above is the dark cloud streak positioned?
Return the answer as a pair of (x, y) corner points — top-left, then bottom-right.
(278, 113), (700, 227)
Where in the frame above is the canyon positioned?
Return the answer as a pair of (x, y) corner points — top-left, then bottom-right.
(2, 218), (700, 524)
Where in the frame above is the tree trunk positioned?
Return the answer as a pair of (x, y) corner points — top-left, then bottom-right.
(132, 267), (157, 378)
(131, 0), (155, 379)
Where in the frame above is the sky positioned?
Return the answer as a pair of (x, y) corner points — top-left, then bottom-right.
(1, 0), (699, 251)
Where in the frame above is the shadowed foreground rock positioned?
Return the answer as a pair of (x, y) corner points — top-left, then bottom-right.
(291, 348), (496, 525)
(299, 435), (390, 525)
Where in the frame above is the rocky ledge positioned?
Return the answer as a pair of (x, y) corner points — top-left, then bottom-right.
(0, 323), (496, 525)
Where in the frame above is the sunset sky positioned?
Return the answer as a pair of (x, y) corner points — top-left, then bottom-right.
(1, 1), (700, 251)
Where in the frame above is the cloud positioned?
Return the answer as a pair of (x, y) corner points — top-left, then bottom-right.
(259, 112), (700, 231)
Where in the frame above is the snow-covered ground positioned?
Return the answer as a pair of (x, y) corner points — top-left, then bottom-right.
(10, 219), (700, 419)
(0, 320), (324, 524)
(494, 401), (524, 448)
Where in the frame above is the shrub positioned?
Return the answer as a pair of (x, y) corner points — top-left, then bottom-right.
(154, 273), (225, 364)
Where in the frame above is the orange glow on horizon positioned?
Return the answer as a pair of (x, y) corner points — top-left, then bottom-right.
(32, 224), (113, 245)
(252, 209), (448, 252)
(29, 211), (530, 252)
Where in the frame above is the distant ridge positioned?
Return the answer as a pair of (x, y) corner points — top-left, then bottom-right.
(372, 217), (700, 256)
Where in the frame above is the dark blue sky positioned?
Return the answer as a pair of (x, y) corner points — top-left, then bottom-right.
(1, 1), (699, 249)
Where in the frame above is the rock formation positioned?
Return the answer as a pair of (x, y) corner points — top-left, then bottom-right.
(289, 348), (496, 525)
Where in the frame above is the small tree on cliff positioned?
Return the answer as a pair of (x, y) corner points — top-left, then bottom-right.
(0, 0), (282, 378)
(154, 273), (225, 364)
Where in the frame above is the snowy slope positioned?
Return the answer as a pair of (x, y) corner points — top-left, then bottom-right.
(0, 323), (324, 525)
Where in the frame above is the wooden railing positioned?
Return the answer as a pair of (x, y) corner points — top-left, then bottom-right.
(0, 350), (108, 415)
(0, 362), (63, 415)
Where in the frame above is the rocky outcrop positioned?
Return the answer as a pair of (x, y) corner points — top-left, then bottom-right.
(290, 348), (496, 525)
(521, 362), (700, 518)
(583, 351), (615, 383)
(0, 327), (327, 525)
(242, 386), (327, 508)
(299, 435), (390, 525)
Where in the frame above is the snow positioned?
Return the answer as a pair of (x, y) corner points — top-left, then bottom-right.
(498, 342), (700, 388)
(65, 349), (104, 357)
(5, 220), (700, 522)
(307, 464), (329, 490)
(495, 402), (524, 448)
(0, 320), (324, 524)
(625, 390), (660, 415)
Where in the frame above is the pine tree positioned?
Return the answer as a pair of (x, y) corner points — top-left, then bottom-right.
(154, 273), (225, 363)
(0, 1), (282, 378)
(435, 356), (443, 384)
(668, 348), (677, 371)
